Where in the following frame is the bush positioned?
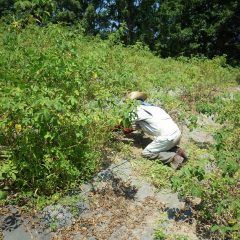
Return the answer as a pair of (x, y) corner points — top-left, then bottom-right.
(171, 94), (240, 239)
(0, 24), (136, 194)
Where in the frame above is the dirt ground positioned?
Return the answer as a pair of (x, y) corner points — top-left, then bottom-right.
(50, 132), (199, 240)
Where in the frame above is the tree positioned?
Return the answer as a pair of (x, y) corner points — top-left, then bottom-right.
(135, 0), (160, 48)
(155, 0), (240, 64)
(0, 0), (15, 17)
(0, 0), (239, 64)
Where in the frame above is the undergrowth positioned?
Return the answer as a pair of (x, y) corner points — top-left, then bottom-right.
(0, 24), (239, 239)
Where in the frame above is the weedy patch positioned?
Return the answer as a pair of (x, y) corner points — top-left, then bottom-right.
(132, 157), (173, 189)
(0, 24), (239, 239)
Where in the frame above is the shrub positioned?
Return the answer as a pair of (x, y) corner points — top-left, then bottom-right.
(0, 24), (136, 194)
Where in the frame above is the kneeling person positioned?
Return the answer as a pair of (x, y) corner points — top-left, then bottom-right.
(125, 91), (187, 169)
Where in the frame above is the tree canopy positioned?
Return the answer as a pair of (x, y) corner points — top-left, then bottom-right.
(0, 0), (239, 64)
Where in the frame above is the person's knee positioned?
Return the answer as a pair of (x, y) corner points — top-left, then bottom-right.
(141, 149), (150, 157)
(142, 149), (159, 160)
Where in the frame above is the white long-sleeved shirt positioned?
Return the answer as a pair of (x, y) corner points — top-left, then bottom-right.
(134, 104), (180, 139)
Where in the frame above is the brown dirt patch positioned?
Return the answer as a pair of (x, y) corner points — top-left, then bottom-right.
(54, 182), (163, 240)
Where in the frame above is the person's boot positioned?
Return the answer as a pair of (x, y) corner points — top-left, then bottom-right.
(176, 147), (188, 160)
(170, 154), (184, 170)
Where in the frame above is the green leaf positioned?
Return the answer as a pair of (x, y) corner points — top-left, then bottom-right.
(0, 191), (7, 200)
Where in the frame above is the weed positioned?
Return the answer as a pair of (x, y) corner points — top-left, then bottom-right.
(0, 23), (239, 239)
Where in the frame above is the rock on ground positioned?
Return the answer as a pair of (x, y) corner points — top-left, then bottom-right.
(55, 160), (198, 240)
(1, 160), (199, 240)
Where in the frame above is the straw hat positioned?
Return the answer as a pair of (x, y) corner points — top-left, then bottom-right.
(126, 91), (147, 101)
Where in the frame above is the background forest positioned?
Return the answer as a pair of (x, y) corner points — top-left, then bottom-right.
(0, 0), (240, 64)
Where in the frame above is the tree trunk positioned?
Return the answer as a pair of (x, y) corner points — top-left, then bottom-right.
(126, 0), (135, 44)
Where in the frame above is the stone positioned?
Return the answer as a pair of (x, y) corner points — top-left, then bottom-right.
(189, 197), (202, 206)
(2, 214), (22, 232)
(198, 153), (215, 161)
(92, 181), (108, 192)
(189, 128), (215, 146)
(80, 183), (92, 193)
(197, 114), (218, 127)
(204, 162), (217, 173)
(135, 183), (155, 202)
(111, 160), (134, 182)
(3, 225), (32, 240)
(41, 204), (73, 229)
(96, 168), (113, 181)
(155, 190), (184, 210)
(76, 201), (90, 214)
(2, 217), (45, 240)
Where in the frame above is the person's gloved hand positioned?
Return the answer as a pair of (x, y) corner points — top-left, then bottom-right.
(112, 124), (122, 132)
(123, 128), (134, 134)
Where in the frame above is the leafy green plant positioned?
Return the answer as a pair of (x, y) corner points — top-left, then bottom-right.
(0, 23), (239, 239)
(0, 24), (136, 195)
(154, 228), (166, 240)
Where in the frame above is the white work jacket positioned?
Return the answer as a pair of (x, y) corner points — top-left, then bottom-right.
(134, 104), (180, 140)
